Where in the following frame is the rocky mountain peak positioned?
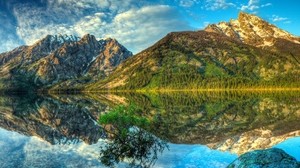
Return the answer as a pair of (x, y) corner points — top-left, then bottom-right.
(0, 32), (133, 90)
(87, 38), (132, 76)
(99, 38), (120, 47)
(237, 11), (261, 23)
(36, 34), (79, 47)
(21, 34), (80, 63)
(80, 34), (97, 43)
(105, 38), (120, 45)
(104, 37), (116, 42)
(104, 38), (126, 52)
(205, 12), (300, 47)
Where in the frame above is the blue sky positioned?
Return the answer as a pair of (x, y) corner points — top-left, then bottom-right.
(0, 0), (299, 54)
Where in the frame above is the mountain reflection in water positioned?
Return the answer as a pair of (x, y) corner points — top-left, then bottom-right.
(0, 91), (299, 167)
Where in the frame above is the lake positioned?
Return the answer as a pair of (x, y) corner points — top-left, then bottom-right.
(0, 91), (299, 167)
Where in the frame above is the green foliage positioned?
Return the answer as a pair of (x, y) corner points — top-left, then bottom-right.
(99, 104), (149, 129)
(205, 63), (227, 78)
(205, 102), (227, 119)
(99, 127), (167, 168)
(98, 104), (167, 167)
(126, 67), (154, 89)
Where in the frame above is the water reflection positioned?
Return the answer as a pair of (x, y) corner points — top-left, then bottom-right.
(95, 92), (300, 154)
(0, 91), (299, 167)
(0, 128), (104, 168)
(0, 127), (237, 168)
(0, 94), (105, 145)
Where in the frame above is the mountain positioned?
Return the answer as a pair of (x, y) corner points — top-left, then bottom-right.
(0, 35), (78, 67)
(86, 12), (300, 91)
(205, 12), (300, 48)
(1, 12), (299, 92)
(0, 34), (132, 92)
(205, 12), (300, 63)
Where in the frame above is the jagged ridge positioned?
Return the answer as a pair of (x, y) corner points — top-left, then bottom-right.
(205, 12), (300, 48)
(0, 34), (132, 91)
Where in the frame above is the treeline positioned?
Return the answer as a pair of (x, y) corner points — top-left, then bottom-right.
(118, 64), (300, 90)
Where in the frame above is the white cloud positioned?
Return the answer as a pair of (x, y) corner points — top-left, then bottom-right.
(176, 0), (235, 10)
(0, 34), (22, 53)
(271, 15), (288, 22)
(261, 3), (272, 7)
(241, 0), (259, 11)
(205, 0), (235, 11)
(0, 13), (23, 53)
(240, 0), (271, 12)
(178, 0), (200, 7)
(73, 13), (108, 37)
(104, 5), (191, 53)
(13, 2), (191, 54)
(1, 0), (246, 53)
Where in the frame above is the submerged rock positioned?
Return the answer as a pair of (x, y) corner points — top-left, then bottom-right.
(228, 148), (300, 168)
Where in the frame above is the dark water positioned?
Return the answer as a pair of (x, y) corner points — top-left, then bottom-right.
(0, 92), (299, 167)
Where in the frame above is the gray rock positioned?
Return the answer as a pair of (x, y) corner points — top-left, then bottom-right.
(228, 148), (300, 168)
(0, 34), (132, 91)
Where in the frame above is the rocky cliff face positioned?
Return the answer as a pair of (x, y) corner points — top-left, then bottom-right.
(18, 34), (102, 86)
(0, 35), (78, 67)
(0, 34), (132, 91)
(205, 12), (300, 48)
(87, 38), (133, 77)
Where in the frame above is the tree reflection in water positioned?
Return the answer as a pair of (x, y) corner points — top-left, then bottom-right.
(99, 104), (168, 168)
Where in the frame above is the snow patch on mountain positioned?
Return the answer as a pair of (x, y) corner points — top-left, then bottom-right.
(49, 35), (80, 45)
(205, 12), (300, 47)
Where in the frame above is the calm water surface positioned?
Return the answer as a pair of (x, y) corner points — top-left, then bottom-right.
(0, 92), (299, 167)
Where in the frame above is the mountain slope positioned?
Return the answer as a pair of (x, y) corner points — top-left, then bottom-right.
(0, 34), (132, 91)
(86, 13), (300, 91)
(86, 30), (300, 90)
